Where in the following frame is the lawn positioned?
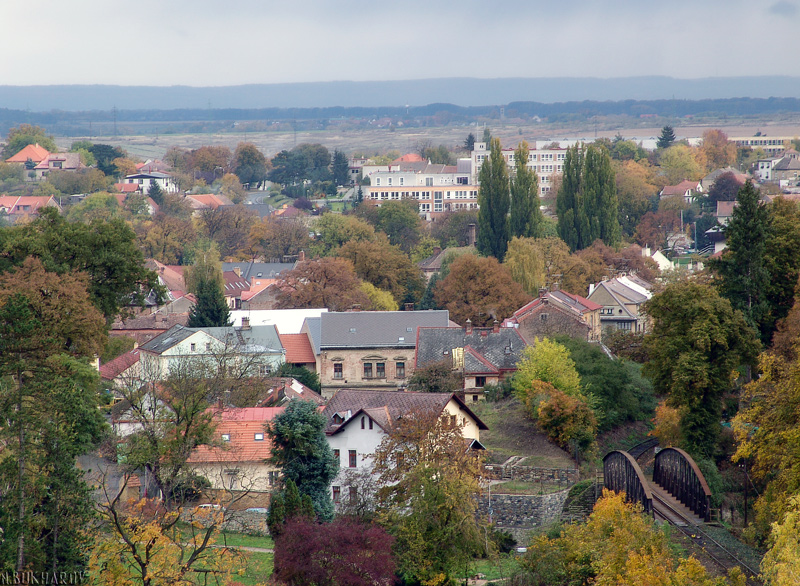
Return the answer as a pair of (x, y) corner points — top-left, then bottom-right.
(218, 531), (274, 549)
(467, 554), (522, 583)
(230, 551), (273, 585)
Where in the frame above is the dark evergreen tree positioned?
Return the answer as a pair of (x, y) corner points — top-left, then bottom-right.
(657, 125), (676, 149)
(464, 132), (476, 152)
(276, 363), (322, 393)
(482, 127), (492, 144)
(187, 276), (231, 327)
(332, 149), (349, 186)
(147, 181), (164, 205)
(477, 138), (510, 260)
(556, 144), (620, 251)
(707, 180), (772, 343)
(509, 140), (542, 239)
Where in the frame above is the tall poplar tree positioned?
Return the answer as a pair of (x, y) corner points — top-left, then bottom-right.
(477, 137), (510, 260)
(509, 141), (542, 239)
(556, 143), (620, 251)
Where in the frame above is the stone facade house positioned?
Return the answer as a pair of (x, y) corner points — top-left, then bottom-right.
(303, 310), (451, 398)
(502, 287), (602, 343)
(415, 322), (526, 401)
(587, 275), (653, 334)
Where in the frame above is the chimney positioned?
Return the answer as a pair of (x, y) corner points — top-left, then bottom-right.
(350, 304), (362, 312)
(404, 302), (414, 311)
(552, 282), (560, 292)
(241, 316), (250, 330)
(298, 250), (306, 262)
(493, 320), (500, 333)
(538, 287), (548, 298)
(465, 318), (472, 335)
(467, 223), (477, 246)
(233, 266), (242, 277)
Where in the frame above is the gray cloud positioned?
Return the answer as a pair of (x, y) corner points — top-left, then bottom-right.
(770, 1), (797, 16)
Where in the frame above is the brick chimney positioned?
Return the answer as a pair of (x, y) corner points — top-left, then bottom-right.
(493, 319), (500, 333)
(404, 302), (414, 311)
(241, 316), (250, 330)
(233, 266), (242, 277)
(467, 223), (477, 246)
(538, 287), (548, 297)
(465, 318), (472, 335)
(298, 250), (305, 261)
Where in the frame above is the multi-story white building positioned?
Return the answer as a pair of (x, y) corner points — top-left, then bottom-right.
(470, 142), (567, 197)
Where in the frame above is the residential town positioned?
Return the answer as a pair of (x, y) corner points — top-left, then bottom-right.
(1, 117), (799, 585)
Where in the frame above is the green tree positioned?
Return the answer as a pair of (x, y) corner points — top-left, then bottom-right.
(332, 149), (349, 186)
(503, 236), (547, 296)
(513, 338), (583, 402)
(232, 142), (269, 187)
(87, 144), (127, 176)
(657, 125), (676, 149)
(2, 124), (57, 159)
(376, 200), (423, 252)
(477, 137), (511, 260)
(186, 241), (231, 328)
(556, 143), (620, 251)
(0, 258), (107, 573)
(509, 140), (542, 239)
(644, 281), (759, 457)
(0, 207), (163, 320)
(276, 363), (322, 393)
(407, 359), (464, 393)
(659, 144), (703, 184)
(310, 213), (377, 256)
(464, 133), (476, 152)
(372, 409), (486, 585)
(707, 181), (772, 343)
(266, 400), (339, 522)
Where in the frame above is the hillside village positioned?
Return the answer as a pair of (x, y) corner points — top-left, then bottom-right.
(1, 122), (800, 584)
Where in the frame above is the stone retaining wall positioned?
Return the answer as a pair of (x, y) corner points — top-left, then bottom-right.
(485, 465), (579, 485)
(477, 488), (571, 544)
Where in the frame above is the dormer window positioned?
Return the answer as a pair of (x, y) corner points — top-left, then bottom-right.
(221, 434), (230, 442)
(332, 414), (344, 425)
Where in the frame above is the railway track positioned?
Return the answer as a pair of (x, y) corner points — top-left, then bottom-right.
(652, 492), (761, 585)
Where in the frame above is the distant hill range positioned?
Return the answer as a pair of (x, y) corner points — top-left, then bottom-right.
(4, 76), (800, 111)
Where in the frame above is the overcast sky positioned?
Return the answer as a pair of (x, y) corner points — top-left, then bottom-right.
(2, 0), (798, 86)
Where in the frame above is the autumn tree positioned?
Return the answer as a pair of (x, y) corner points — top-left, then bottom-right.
(434, 253), (530, 326)
(556, 143), (620, 251)
(659, 144), (703, 184)
(513, 338), (583, 410)
(275, 257), (371, 311)
(266, 400), (338, 521)
(185, 241), (231, 328)
(248, 217), (311, 261)
(644, 281), (759, 457)
(311, 213), (377, 256)
(477, 137), (511, 260)
(759, 495), (800, 585)
(509, 140), (543, 239)
(274, 517), (395, 586)
(139, 214), (196, 265)
(338, 237), (425, 304)
(700, 129), (737, 171)
(503, 236), (547, 295)
(431, 209), (479, 247)
(615, 159), (658, 237)
(372, 409), (487, 585)
(707, 171), (743, 203)
(198, 204), (257, 258)
(0, 258), (107, 573)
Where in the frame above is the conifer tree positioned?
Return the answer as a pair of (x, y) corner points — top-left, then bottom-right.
(556, 143), (620, 251)
(509, 141), (542, 239)
(656, 125), (676, 149)
(477, 138), (510, 260)
(186, 241), (231, 327)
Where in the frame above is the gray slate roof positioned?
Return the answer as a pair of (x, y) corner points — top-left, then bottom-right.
(139, 324), (283, 355)
(319, 310), (450, 349)
(222, 261), (296, 280)
(303, 317), (322, 355)
(415, 327), (526, 373)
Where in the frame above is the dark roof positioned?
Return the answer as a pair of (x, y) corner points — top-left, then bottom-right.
(303, 317), (322, 354)
(139, 324), (283, 355)
(415, 326), (526, 373)
(222, 261), (296, 280)
(774, 156), (800, 171)
(319, 310), (450, 349)
(322, 389), (488, 434)
(139, 324), (196, 354)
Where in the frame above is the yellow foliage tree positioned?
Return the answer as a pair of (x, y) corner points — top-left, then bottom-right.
(761, 495), (800, 586)
(650, 399), (684, 447)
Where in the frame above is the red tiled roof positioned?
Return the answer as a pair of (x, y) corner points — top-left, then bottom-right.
(279, 333), (316, 364)
(99, 349), (140, 380)
(5, 143), (50, 163)
(113, 183), (140, 193)
(391, 153), (424, 163)
(0, 195), (58, 214)
(186, 194), (232, 210)
(661, 180), (697, 196)
(188, 407), (284, 463)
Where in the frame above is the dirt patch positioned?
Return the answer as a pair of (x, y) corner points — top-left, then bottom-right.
(472, 399), (574, 469)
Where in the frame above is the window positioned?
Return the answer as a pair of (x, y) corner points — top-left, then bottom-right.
(396, 361), (405, 379)
(221, 434), (230, 442)
(476, 376), (487, 387)
(333, 449), (340, 464)
(400, 177), (404, 186)
(388, 177), (392, 186)
(206, 342), (211, 350)
(333, 363), (343, 379)
(259, 364), (272, 376)
(332, 486), (341, 503)
(349, 486), (358, 503)
(376, 178), (381, 186)
(369, 418), (373, 430)
(361, 416), (365, 429)
(425, 177), (433, 186)
(254, 433), (264, 441)
(349, 450), (357, 468)
(190, 343), (196, 351)
(268, 471), (278, 486)
(363, 363), (373, 378)
(376, 362), (385, 378)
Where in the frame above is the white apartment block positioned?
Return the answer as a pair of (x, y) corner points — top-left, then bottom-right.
(470, 142), (567, 197)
